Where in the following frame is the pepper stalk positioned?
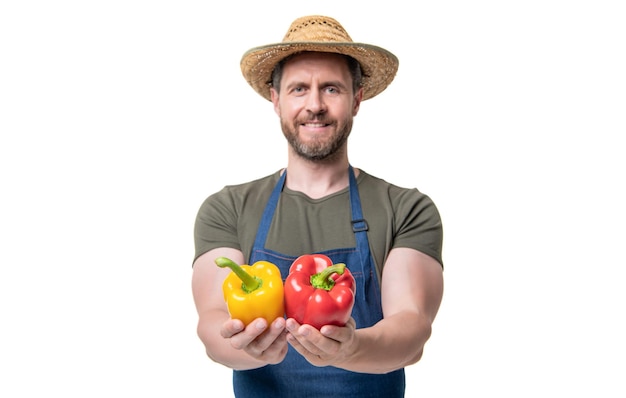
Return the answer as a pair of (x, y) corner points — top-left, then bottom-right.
(215, 256), (262, 293)
(310, 263), (346, 291)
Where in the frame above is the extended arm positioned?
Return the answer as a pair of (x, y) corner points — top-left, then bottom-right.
(285, 247), (443, 373)
(191, 247), (288, 370)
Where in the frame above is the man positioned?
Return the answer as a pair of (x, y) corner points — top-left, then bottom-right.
(192, 15), (444, 397)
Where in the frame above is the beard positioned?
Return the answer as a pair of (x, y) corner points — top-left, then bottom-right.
(281, 117), (352, 161)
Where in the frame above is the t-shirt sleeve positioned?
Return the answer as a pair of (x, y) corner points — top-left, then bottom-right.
(193, 188), (241, 263)
(393, 189), (444, 268)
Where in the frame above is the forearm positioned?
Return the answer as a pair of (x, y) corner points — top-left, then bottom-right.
(193, 249), (269, 370)
(338, 311), (432, 374)
(332, 248), (443, 374)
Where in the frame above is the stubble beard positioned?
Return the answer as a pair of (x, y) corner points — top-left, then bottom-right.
(281, 118), (352, 162)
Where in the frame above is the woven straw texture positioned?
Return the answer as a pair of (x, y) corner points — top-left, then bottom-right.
(240, 15), (399, 101)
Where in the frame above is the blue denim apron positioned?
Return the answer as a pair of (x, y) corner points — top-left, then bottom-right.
(232, 166), (406, 398)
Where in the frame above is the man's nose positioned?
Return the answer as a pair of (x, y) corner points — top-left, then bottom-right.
(305, 90), (326, 114)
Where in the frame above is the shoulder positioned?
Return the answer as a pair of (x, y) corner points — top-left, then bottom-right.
(207, 171), (279, 201)
(358, 169), (442, 237)
(197, 171), (280, 215)
(358, 170), (444, 266)
(358, 169), (436, 207)
(223, 171), (279, 195)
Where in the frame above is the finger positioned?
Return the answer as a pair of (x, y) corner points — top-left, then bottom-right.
(286, 331), (333, 367)
(247, 317), (286, 354)
(319, 317), (356, 342)
(250, 329), (289, 364)
(285, 318), (336, 358)
(229, 318), (268, 350)
(220, 318), (245, 338)
(289, 324), (337, 357)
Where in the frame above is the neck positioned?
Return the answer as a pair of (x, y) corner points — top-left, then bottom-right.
(283, 156), (355, 199)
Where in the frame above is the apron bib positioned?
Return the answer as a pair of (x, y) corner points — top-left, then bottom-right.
(232, 166), (405, 398)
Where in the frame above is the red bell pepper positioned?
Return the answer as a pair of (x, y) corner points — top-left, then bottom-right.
(284, 254), (356, 329)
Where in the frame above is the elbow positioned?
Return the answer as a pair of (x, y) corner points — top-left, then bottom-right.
(406, 347), (425, 366)
(405, 321), (433, 366)
(196, 320), (222, 364)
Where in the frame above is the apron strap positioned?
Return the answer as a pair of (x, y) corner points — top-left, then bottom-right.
(251, 170), (286, 256)
(348, 165), (372, 300)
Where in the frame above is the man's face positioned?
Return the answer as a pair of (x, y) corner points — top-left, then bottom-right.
(270, 52), (363, 161)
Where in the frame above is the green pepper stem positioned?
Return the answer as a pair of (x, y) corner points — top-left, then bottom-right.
(310, 263), (346, 291)
(215, 257), (261, 293)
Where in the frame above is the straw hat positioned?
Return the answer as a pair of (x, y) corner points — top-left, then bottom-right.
(240, 15), (399, 101)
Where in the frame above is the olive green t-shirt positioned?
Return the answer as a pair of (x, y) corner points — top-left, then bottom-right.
(193, 169), (443, 279)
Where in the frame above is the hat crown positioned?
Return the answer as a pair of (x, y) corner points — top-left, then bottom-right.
(241, 15), (398, 101)
(282, 16), (354, 44)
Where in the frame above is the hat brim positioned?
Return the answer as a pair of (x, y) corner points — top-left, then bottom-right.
(240, 42), (399, 101)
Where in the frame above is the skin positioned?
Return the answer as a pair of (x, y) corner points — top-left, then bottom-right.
(191, 52), (444, 373)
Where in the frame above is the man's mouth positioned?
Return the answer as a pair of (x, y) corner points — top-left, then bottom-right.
(300, 119), (331, 128)
(302, 122), (328, 127)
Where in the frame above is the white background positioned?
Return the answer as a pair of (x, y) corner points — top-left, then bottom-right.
(1, 1), (624, 397)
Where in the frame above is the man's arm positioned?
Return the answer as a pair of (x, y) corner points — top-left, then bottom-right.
(191, 247), (288, 370)
(285, 247), (443, 373)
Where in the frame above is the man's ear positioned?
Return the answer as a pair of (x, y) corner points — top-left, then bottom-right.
(270, 88), (280, 116)
(353, 87), (364, 116)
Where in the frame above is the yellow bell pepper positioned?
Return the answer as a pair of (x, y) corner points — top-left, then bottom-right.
(215, 256), (285, 326)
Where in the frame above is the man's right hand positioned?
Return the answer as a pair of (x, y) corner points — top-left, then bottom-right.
(221, 316), (288, 365)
